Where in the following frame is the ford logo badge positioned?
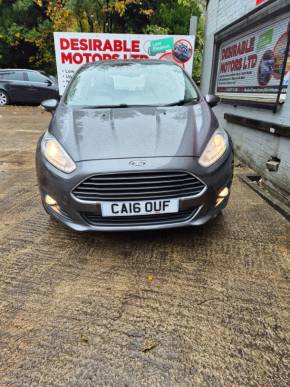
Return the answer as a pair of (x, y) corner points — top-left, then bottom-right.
(129, 160), (147, 167)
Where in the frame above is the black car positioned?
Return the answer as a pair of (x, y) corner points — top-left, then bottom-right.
(0, 69), (59, 106)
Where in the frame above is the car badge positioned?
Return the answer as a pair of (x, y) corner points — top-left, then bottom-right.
(129, 160), (147, 167)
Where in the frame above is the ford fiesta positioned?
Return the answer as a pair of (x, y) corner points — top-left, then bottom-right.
(36, 60), (233, 231)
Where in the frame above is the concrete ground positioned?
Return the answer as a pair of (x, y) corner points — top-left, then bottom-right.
(0, 106), (289, 386)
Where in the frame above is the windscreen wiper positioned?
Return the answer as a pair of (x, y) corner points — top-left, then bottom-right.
(80, 104), (160, 109)
(163, 98), (198, 107)
(81, 104), (130, 109)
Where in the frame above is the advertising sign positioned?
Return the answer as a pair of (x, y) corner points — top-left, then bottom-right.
(215, 13), (290, 103)
(54, 32), (195, 94)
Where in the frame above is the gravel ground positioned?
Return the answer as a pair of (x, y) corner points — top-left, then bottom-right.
(0, 106), (289, 386)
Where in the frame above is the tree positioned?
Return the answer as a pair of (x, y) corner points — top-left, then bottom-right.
(101, 0), (205, 81)
(144, 0), (205, 81)
(0, 0), (46, 69)
(0, 0), (205, 81)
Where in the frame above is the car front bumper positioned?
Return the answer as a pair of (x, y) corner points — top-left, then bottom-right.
(36, 140), (233, 232)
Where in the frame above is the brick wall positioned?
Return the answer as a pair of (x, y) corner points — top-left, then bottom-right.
(201, 0), (290, 195)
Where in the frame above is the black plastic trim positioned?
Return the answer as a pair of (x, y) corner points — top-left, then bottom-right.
(224, 113), (290, 138)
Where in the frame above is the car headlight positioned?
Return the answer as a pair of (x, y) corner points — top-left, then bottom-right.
(198, 129), (228, 167)
(41, 132), (76, 173)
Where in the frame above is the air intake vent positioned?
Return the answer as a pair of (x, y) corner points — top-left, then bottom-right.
(72, 171), (206, 202)
(82, 207), (198, 227)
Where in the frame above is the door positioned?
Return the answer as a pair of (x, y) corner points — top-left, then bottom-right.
(0, 71), (31, 103)
(25, 71), (57, 103)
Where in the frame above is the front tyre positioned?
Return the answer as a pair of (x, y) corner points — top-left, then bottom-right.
(0, 90), (9, 106)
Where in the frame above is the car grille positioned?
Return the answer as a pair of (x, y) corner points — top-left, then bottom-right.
(81, 207), (198, 227)
(72, 171), (206, 202)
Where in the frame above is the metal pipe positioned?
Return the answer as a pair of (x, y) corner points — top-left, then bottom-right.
(273, 22), (290, 113)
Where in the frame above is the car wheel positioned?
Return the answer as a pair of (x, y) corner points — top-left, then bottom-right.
(0, 90), (9, 106)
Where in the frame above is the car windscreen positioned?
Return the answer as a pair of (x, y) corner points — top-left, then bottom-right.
(64, 62), (199, 107)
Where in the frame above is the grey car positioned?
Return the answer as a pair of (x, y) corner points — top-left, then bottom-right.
(36, 60), (233, 231)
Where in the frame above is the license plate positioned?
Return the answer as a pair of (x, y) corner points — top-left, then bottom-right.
(101, 199), (179, 217)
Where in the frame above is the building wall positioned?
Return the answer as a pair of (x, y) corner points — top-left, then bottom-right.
(201, 0), (290, 195)
(202, 0), (259, 92)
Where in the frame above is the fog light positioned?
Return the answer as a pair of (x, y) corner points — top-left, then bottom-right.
(215, 187), (229, 207)
(52, 205), (61, 214)
(218, 187), (229, 198)
(45, 194), (57, 206)
(215, 197), (225, 207)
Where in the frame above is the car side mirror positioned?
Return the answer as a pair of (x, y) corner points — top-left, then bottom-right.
(205, 94), (220, 108)
(41, 99), (58, 113)
(45, 79), (52, 86)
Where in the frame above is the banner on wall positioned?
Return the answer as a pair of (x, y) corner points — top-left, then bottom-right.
(54, 32), (195, 94)
(215, 13), (290, 103)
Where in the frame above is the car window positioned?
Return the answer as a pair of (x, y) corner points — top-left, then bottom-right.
(27, 71), (48, 83)
(0, 71), (24, 81)
(65, 62), (199, 107)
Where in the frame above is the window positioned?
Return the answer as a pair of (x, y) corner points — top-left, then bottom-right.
(65, 62), (199, 107)
(213, 12), (290, 104)
(0, 71), (24, 81)
(27, 71), (48, 83)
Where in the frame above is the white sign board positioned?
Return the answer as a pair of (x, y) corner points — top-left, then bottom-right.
(216, 13), (290, 103)
(54, 32), (195, 94)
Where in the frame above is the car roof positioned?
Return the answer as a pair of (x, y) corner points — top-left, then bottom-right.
(0, 69), (40, 72)
(83, 59), (181, 70)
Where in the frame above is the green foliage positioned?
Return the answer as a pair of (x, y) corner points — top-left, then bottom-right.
(0, 0), (54, 72)
(148, 0), (205, 81)
(143, 25), (170, 35)
(0, 0), (205, 81)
